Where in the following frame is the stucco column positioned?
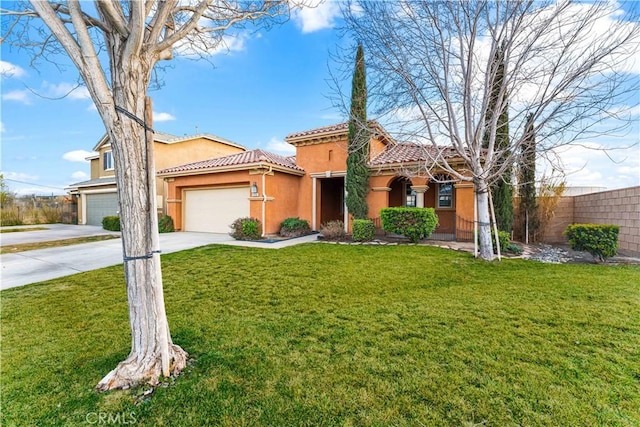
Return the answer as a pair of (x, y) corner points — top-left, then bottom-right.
(411, 185), (429, 208)
(312, 177), (317, 231)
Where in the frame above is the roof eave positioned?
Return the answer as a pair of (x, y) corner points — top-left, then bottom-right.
(157, 162), (305, 178)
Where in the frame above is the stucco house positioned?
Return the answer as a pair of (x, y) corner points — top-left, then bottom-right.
(158, 122), (476, 240)
(67, 132), (246, 225)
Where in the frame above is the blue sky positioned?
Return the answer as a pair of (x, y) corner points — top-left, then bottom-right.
(1, 1), (638, 196)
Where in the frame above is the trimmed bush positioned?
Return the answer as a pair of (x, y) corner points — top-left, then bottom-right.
(352, 219), (375, 242)
(102, 216), (121, 231)
(380, 207), (438, 243)
(320, 220), (346, 240)
(158, 215), (175, 233)
(230, 217), (262, 241)
(565, 224), (619, 262)
(279, 217), (311, 238)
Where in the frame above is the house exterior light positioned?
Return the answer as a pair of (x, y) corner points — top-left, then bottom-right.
(250, 182), (259, 197)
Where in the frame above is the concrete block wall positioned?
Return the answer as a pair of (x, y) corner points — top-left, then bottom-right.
(541, 197), (574, 244)
(544, 186), (639, 256)
(573, 186), (640, 256)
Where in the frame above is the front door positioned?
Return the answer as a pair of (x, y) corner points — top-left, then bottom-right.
(320, 177), (344, 225)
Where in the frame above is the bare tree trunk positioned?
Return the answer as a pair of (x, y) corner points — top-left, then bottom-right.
(96, 85), (186, 391)
(475, 179), (495, 261)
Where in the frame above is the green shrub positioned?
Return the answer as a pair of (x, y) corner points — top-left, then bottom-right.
(158, 215), (175, 233)
(103, 215), (175, 233)
(102, 216), (121, 231)
(380, 207), (438, 243)
(279, 217), (311, 238)
(320, 220), (346, 240)
(492, 230), (510, 254)
(565, 224), (619, 262)
(352, 219), (375, 242)
(230, 217), (262, 240)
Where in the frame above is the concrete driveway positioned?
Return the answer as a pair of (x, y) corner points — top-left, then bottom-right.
(0, 228), (234, 290)
(0, 223), (119, 245)
(0, 225), (318, 290)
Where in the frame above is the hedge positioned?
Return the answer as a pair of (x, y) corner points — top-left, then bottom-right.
(564, 223), (619, 262)
(352, 219), (375, 242)
(380, 207), (438, 243)
(102, 216), (121, 231)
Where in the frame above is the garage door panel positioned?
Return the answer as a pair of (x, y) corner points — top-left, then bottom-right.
(184, 187), (249, 233)
(86, 193), (119, 226)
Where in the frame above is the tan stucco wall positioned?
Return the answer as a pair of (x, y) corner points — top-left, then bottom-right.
(154, 138), (244, 171)
(90, 158), (100, 179)
(264, 172), (302, 234)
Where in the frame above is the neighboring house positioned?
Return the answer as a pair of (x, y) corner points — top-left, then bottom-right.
(158, 122), (476, 240)
(67, 132), (246, 225)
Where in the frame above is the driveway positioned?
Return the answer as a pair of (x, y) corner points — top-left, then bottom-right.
(0, 229), (234, 290)
(0, 223), (119, 245)
(0, 226), (318, 290)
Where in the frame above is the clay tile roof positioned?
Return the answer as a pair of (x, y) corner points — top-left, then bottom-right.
(285, 120), (388, 141)
(157, 149), (304, 175)
(286, 122), (350, 140)
(370, 143), (459, 166)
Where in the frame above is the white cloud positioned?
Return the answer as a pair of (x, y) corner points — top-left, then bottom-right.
(266, 137), (296, 155)
(0, 60), (26, 78)
(2, 89), (31, 105)
(42, 81), (91, 100)
(545, 142), (640, 189)
(3, 171), (39, 182)
(71, 171), (89, 180)
(63, 150), (95, 162)
(175, 31), (249, 57)
(293, 0), (341, 33)
(153, 111), (176, 122)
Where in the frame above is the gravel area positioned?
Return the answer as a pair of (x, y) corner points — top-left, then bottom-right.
(523, 243), (640, 265)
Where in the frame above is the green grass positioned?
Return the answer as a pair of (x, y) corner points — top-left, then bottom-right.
(1, 244), (639, 426)
(0, 235), (119, 254)
(0, 226), (48, 233)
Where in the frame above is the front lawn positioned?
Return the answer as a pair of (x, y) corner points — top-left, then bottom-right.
(1, 244), (638, 426)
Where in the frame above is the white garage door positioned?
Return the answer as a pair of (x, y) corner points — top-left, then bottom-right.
(184, 187), (250, 233)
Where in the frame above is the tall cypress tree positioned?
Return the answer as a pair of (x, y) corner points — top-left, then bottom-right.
(346, 44), (370, 219)
(518, 113), (538, 242)
(484, 43), (514, 232)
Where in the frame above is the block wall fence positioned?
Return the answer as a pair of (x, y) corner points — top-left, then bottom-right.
(542, 186), (640, 256)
